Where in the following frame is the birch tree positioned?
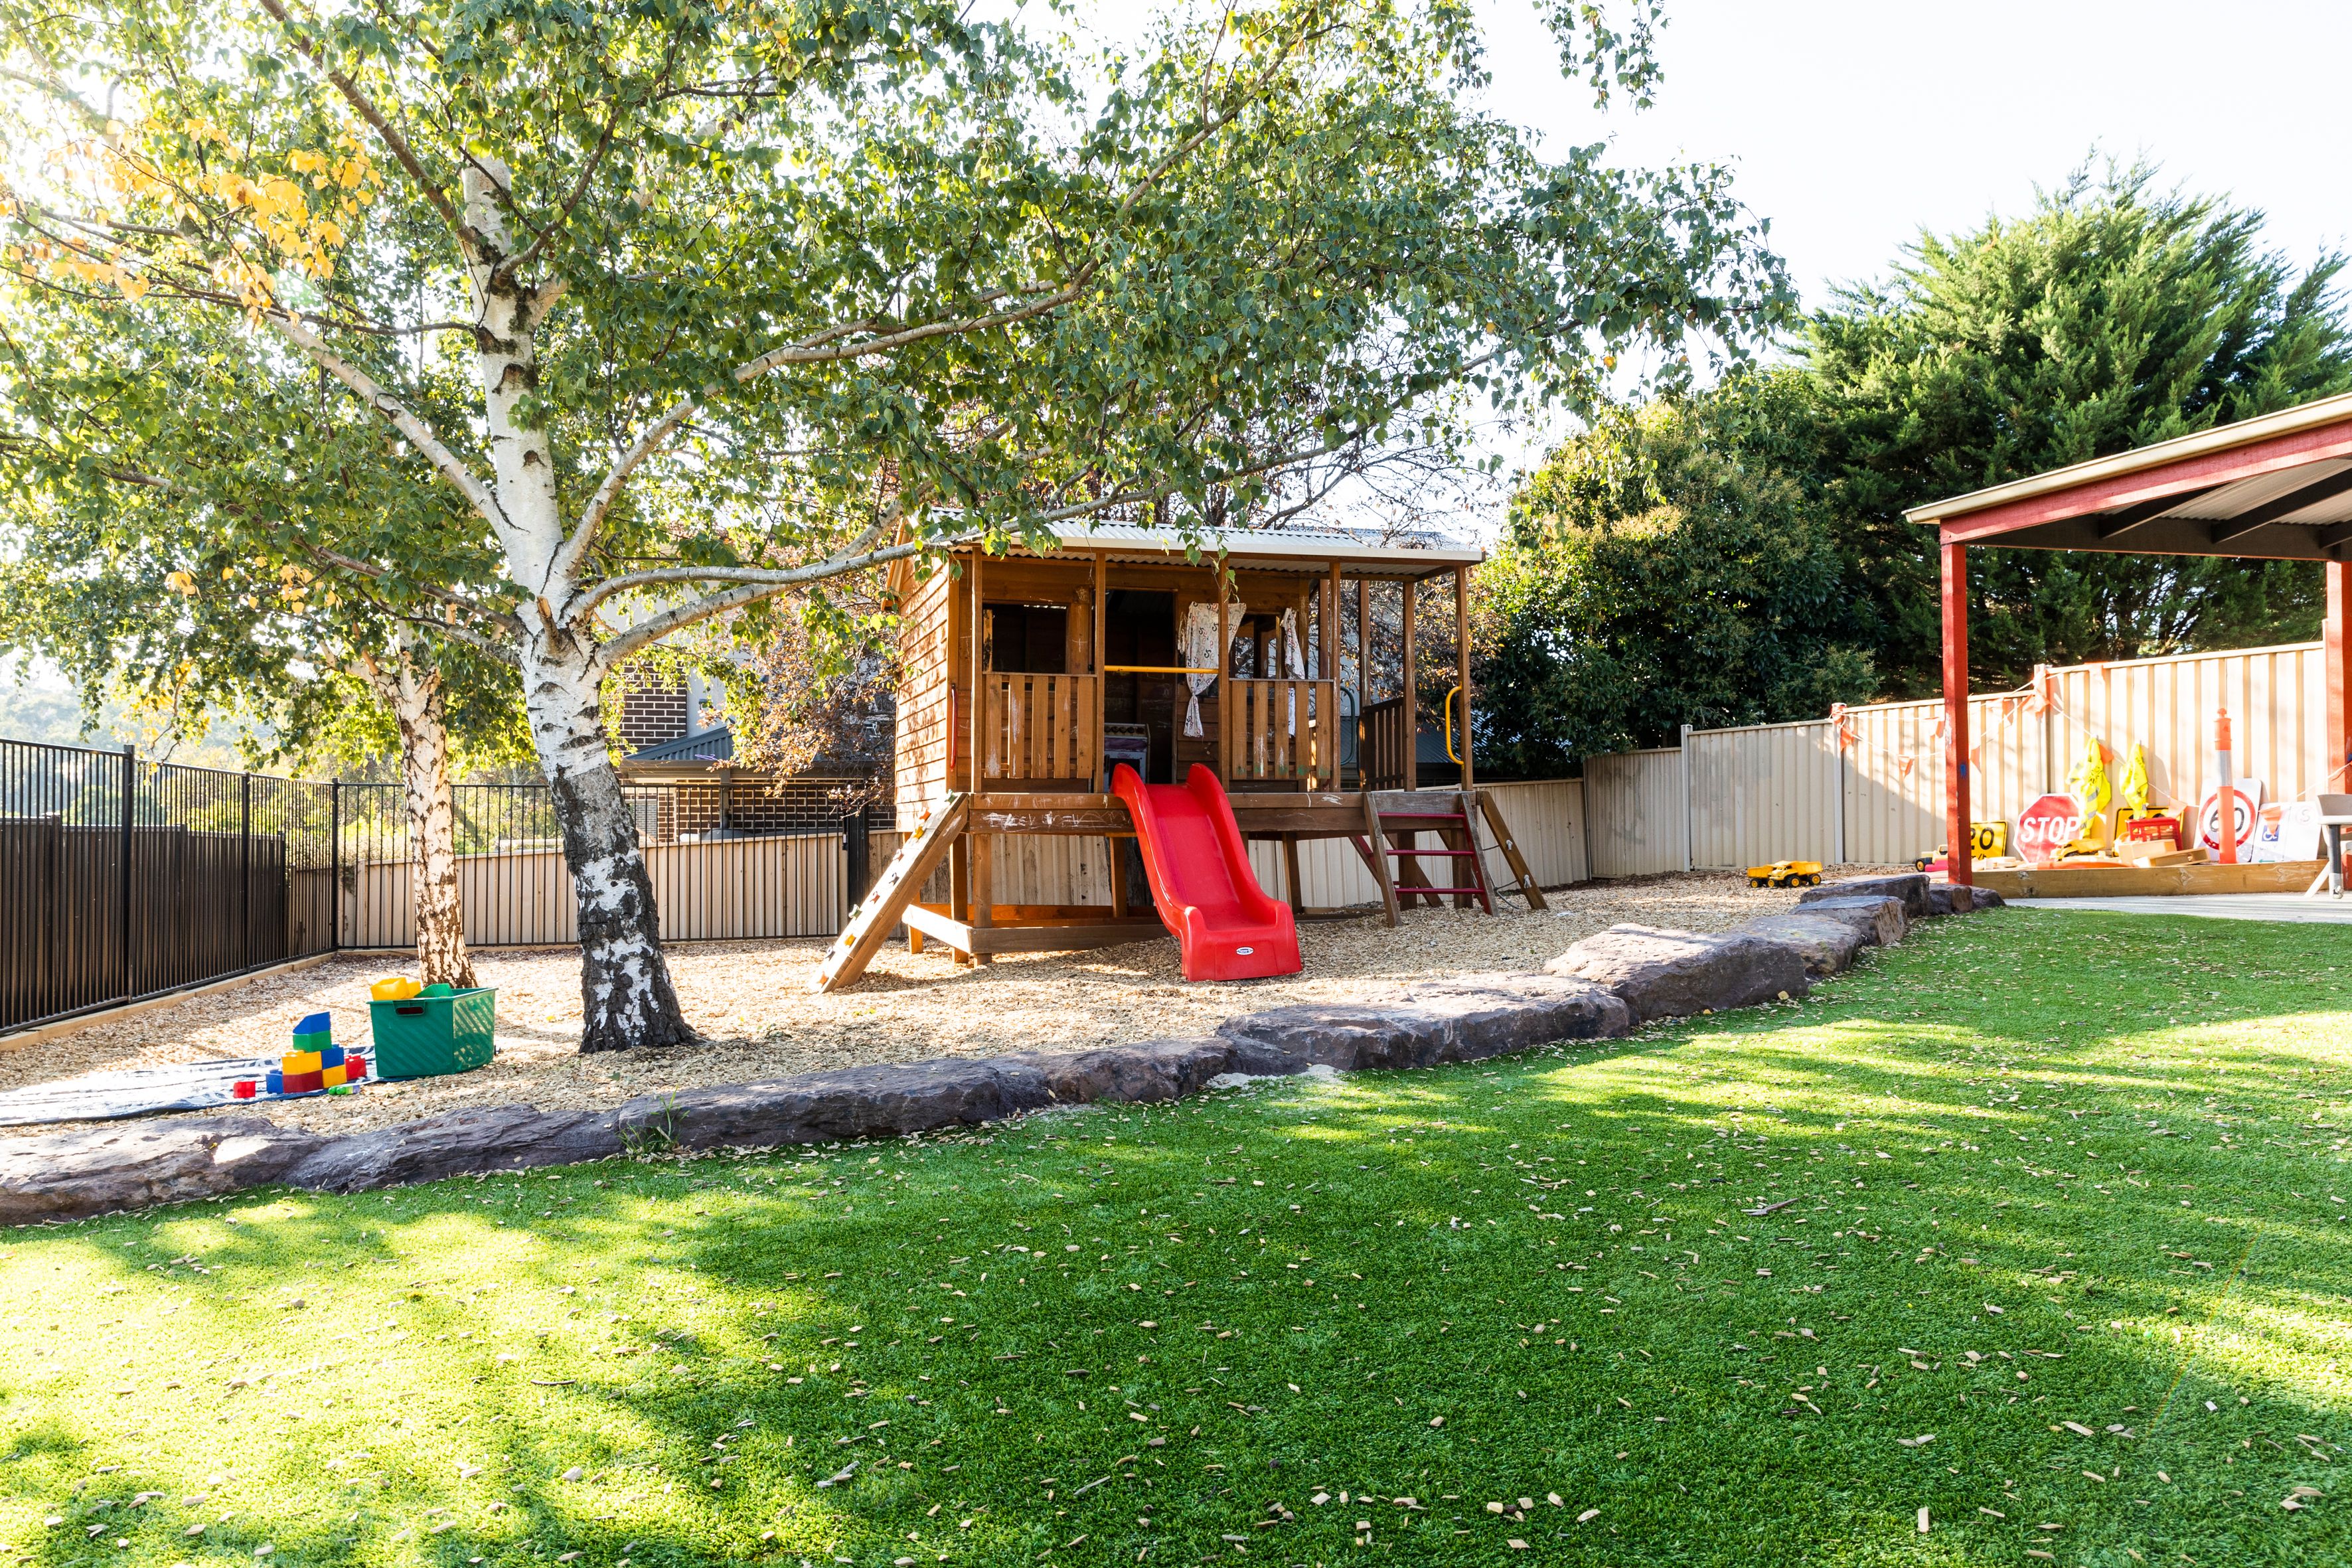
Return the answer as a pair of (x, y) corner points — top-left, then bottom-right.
(0, 300), (520, 988)
(1, 0), (1790, 1050)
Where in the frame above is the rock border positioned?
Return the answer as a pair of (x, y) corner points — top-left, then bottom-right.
(1, 876), (1997, 1223)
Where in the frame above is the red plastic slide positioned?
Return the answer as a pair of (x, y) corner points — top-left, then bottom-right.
(1112, 763), (1302, 982)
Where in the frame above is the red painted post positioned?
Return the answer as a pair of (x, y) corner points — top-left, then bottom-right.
(2329, 561), (2350, 793)
(1941, 540), (1973, 887)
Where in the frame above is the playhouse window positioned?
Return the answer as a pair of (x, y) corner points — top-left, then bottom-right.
(982, 602), (1069, 674)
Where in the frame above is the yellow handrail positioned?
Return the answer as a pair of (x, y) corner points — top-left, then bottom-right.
(1443, 685), (1463, 764)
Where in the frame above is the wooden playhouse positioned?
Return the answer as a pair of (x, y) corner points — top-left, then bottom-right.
(815, 523), (1547, 990)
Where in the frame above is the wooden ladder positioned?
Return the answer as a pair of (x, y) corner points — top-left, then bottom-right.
(1349, 790), (1549, 927)
(811, 793), (969, 993)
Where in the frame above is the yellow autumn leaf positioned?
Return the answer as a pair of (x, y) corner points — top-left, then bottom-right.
(164, 570), (196, 595)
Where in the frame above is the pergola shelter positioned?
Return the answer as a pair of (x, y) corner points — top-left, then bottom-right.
(1906, 391), (2352, 887)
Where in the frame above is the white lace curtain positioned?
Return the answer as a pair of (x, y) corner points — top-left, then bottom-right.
(1181, 599), (1247, 738)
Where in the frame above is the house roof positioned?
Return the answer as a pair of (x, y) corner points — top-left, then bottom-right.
(949, 520), (1484, 576)
(1903, 389), (2352, 560)
(625, 726), (736, 765)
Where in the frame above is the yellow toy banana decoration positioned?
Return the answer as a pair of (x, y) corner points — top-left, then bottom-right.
(2069, 736), (2112, 848)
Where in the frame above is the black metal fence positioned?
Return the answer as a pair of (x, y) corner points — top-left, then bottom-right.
(1, 740), (337, 1032)
(1, 736), (884, 1036)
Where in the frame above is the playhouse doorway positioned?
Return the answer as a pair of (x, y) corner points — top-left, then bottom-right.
(1102, 589), (1178, 785)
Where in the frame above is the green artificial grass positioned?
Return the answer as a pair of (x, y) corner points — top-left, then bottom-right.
(3, 909), (2349, 1568)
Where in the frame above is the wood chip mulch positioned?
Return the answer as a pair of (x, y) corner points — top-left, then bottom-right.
(0, 868), (1909, 1141)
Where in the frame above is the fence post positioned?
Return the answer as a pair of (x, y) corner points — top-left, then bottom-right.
(330, 779), (342, 953)
(843, 812), (871, 912)
(1678, 724), (1693, 873)
(1832, 724), (1849, 868)
(240, 769), (253, 971)
(119, 744), (135, 1000)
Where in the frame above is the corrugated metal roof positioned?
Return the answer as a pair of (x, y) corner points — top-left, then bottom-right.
(1903, 388), (2352, 524)
(949, 520), (1483, 572)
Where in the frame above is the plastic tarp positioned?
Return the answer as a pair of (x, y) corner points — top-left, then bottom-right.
(0, 1055), (372, 1127)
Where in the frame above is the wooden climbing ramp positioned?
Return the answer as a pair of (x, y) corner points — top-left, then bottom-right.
(812, 793), (969, 994)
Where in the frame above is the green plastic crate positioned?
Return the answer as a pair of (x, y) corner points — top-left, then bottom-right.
(367, 987), (497, 1079)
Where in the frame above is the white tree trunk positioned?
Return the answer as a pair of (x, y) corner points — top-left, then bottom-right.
(460, 164), (691, 1052)
(381, 649), (477, 989)
(520, 624), (693, 1052)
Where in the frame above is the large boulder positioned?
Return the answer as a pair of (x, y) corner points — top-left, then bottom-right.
(1727, 913), (1867, 978)
(286, 1105), (623, 1192)
(1214, 974), (1630, 1071)
(0, 1116), (321, 1224)
(1006, 1039), (1237, 1105)
(1800, 873), (1929, 919)
(1925, 883), (2005, 915)
(1792, 894), (1907, 947)
(613, 1058), (1061, 1153)
(1545, 924), (1810, 1023)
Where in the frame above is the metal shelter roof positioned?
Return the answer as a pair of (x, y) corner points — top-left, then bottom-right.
(1903, 390), (2352, 560)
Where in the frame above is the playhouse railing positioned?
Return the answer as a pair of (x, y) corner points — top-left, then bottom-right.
(1358, 695), (1417, 792)
(1220, 677), (1340, 789)
(979, 672), (1101, 787)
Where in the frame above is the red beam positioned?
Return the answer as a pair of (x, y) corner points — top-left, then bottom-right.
(1936, 416), (2352, 542)
(1942, 542), (1972, 888)
(2331, 561), (2350, 795)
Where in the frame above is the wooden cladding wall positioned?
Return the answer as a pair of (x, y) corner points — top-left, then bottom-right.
(894, 567), (955, 831)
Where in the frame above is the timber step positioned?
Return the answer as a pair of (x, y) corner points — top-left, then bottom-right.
(1342, 790), (1549, 925)
(812, 793), (970, 994)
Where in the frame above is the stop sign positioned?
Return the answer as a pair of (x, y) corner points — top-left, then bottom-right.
(2015, 793), (2086, 864)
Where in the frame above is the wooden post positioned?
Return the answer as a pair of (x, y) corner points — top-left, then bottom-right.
(1322, 562), (1342, 789)
(1093, 549), (1109, 787)
(1217, 561), (1231, 783)
(971, 828), (994, 963)
(1454, 564), (1472, 791)
(1400, 577), (1418, 793)
(1356, 577), (1370, 791)
(2329, 560), (2349, 796)
(969, 547), (984, 796)
(966, 545), (987, 962)
(1941, 540), (1973, 888)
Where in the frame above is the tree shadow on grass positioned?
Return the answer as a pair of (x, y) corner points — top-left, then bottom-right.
(9, 905), (2351, 1566)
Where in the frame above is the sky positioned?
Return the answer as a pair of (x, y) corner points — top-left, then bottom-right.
(1482, 0), (2352, 322)
(1435, 0), (2352, 491)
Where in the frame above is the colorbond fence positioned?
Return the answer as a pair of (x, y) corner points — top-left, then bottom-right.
(887, 778), (1591, 915)
(1581, 639), (2338, 875)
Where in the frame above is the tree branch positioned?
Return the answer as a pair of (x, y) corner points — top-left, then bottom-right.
(252, 0), (470, 252)
(261, 311), (506, 530)
(591, 540), (925, 668)
(552, 289), (1068, 583)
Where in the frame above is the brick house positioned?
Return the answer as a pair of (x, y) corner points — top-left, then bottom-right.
(613, 669), (891, 841)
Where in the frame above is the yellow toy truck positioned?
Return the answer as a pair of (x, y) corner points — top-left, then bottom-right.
(1746, 860), (1822, 889)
